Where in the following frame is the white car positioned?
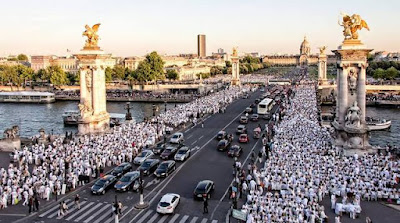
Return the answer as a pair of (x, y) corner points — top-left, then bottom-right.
(156, 193), (180, 214)
(174, 147), (190, 161)
(169, 132), (184, 144)
(133, 150), (154, 165)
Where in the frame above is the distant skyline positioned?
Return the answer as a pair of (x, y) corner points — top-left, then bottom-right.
(0, 0), (399, 57)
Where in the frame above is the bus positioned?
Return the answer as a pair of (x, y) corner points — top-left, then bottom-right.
(257, 98), (274, 115)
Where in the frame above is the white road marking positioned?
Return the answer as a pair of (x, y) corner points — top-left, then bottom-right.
(0, 214), (26, 216)
(200, 218), (208, 223)
(198, 135), (204, 140)
(74, 202), (102, 222)
(92, 205), (112, 223)
(56, 201), (88, 219)
(147, 212), (159, 223)
(158, 215), (168, 223)
(191, 140), (198, 145)
(48, 200), (75, 218)
(179, 215), (189, 223)
(39, 199), (71, 217)
(190, 216), (199, 223)
(83, 204), (110, 223)
(211, 220), (218, 223)
(103, 206), (127, 223)
(168, 214), (180, 223)
(145, 178), (161, 188)
(186, 134), (193, 139)
(65, 202), (94, 221)
(136, 210), (154, 223)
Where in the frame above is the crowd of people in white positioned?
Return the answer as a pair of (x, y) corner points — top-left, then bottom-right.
(242, 85), (399, 223)
(0, 85), (252, 211)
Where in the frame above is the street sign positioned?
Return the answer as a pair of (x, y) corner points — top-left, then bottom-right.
(232, 209), (247, 221)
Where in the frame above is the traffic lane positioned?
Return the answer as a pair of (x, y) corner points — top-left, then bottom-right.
(146, 119), (266, 219)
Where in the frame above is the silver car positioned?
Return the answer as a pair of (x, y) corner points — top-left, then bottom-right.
(174, 147), (191, 161)
(133, 150), (154, 165)
(169, 132), (184, 144)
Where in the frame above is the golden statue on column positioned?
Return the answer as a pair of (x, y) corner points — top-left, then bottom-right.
(82, 23), (101, 50)
(338, 13), (369, 40)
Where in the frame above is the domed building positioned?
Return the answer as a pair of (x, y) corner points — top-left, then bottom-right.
(262, 36), (336, 67)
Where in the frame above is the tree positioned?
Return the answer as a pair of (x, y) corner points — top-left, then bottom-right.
(46, 65), (68, 86)
(134, 61), (152, 83)
(17, 54), (28, 61)
(196, 72), (210, 79)
(36, 69), (48, 82)
(166, 69), (179, 80)
(210, 66), (223, 76)
(385, 67), (399, 80)
(373, 68), (385, 79)
(112, 65), (125, 80)
(146, 51), (165, 81)
(66, 72), (79, 85)
(105, 67), (113, 82)
(15, 65), (34, 87)
(225, 61), (232, 67)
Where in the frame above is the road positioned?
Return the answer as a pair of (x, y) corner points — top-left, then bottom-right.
(24, 87), (272, 223)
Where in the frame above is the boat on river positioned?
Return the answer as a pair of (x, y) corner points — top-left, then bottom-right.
(0, 91), (55, 103)
(366, 117), (391, 131)
(63, 111), (126, 127)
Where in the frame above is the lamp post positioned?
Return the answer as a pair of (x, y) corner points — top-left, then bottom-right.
(134, 169), (149, 209)
(114, 195), (119, 223)
(152, 104), (156, 117)
(125, 102), (132, 121)
(164, 101), (167, 112)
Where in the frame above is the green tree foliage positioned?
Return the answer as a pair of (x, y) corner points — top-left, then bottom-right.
(210, 66), (223, 76)
(45, 65), (68, 86)
(196, 72), (211, 79)
(146, 51), (165, 81)
(66, 72), (80, 85)
(166, 69), (179, 80)
(134, 61), (152, 83)
(17, 54), (28, 61)
(373, 68), (385, 79)
(385, 67), (399, 79)
(225, 61), (232, 67)
(111, 65), (125, 80)
(105, 67), (113, 82)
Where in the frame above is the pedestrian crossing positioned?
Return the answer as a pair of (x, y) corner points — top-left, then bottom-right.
(135, 209), (219, 223)
(38, 199), (127, 222)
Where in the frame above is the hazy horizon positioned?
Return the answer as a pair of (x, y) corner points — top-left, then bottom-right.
(0, 0), (399, 57)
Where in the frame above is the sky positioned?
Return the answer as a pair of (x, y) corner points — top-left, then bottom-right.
(0, 0), (399, 57)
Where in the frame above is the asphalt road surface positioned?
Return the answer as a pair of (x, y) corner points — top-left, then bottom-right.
(23, 87), (270, 223)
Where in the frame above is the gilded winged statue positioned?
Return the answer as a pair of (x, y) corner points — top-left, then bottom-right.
(82, 23), (101, 48)
(232, 47), (238, 57)
(319, 46), (327, 55)
(338, 13), (369, 40)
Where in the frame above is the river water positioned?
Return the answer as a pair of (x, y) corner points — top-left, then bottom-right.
(322, 106), (400, 147)
(0, 101), (177, 137)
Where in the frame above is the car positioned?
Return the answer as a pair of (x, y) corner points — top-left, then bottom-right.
(260, 88), (265, 92)
(217, 139), (231, 151)
(156, 193), (181, 214)
(153, 142), (166, 154)
(137, 159), (160, 176)
(114, 171), (140, 192)
(133, 150), (154, 165)
(236, 125), (247, 135)
(239, 134), (250, 143)
(174, 147), (191, 161)
(110, 162), (132, 178)
(228, 145), (243, 157)
(250, 114), (259, 121)
(91, 175), (117, 195)
(241, 93), (249, 99)
(263, 113), (271, 120)
(239, 116), (248, 124)
(216, 131), (227, 140)
(160, 146), (179, 160)
(193, 180), (215, 200)
(154, 160), (176, 177)
(249, 103), (256, 108)
(169, 132), (184, 144)
(255, 99), (260, 104)
(245, 107), (253, 113)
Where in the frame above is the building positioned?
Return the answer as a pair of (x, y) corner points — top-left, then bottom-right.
(51, 57), (79, 74)
(167, 65), (211, 81)
(31, 56), (52, 72)
(123, 57), (145, 70)
(197, 34), (206, 58)
(374, 51), (400, 62)
(262, 36), (336, 66)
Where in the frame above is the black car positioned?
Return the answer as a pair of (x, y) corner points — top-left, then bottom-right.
(91, 175), (117, 195)
(239, 116), (248, 124)
(236, 125), (247, 135)
(250, 114), (259, 121)
(114, 171), (140, 192)
(110, 162), (132, 178)
(228, 145), (243, 157)
(216, 131), (227, 140)
(255, 99), (260, 104)
(137, 159), (160, 176)
(160, 146), (179, 160)
(193, 180), (215, 199)
(217, 139), (231, 151)
(263, 113), (271, 120)
(153, 142), (166, 154)
(154, 160), (176, 178)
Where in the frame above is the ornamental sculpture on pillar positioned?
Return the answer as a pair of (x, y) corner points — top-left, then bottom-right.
(75, 23), (110, 135)
(332, 13), (374, 155)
